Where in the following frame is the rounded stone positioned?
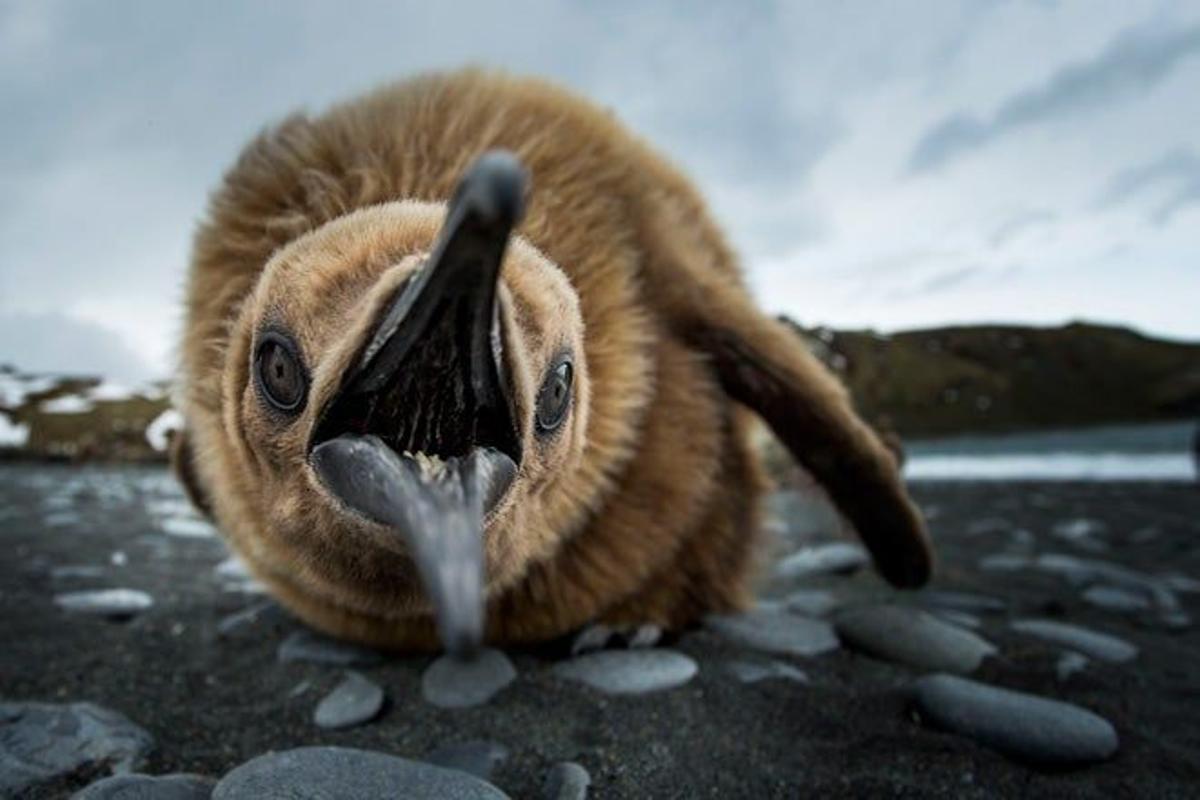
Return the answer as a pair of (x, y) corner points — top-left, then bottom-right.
(426, 740), (509, 781)
(217, 601), (287, 639)
(764, 490), (843, 540)
(0, 701), (154, 796)
(1034, 554), (1173, 609)
(978, 554), (1031, 572)
(54, 589), (153, 618)
(774, 542), (868, 580)
(1162, 573), (1200, 594)
(930, 609), (983, 630)
(917, 590), (1006, 614)
(313, 672), (385, 730)
(543, 761), (591, 800)
(780, 589), (838, 617)
(912, 674), (1118, 765)
(1057, 651), (1090, 681)
(277, 629), (384, 667)
(1081, 585), (1151, 612)
(553, 649), (697, 695)
(73, 773), (216, 799)
(1010, 619), (1138, 663)
(725, 659), (810, 685)
(1053, 518), (1104, 542)
(705, 608), (839, 657)
(1160, 610), (1192, 629)
(212, 746), (508, 799)
(965, 517), (1010, 536)
(159, 516), (216, 539)
(51, 565), (106, 580)
(835, 605), (995, 674)
(422, 649), (516, 708)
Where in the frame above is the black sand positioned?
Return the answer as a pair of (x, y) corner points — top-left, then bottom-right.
(2, 464), (1199, 798)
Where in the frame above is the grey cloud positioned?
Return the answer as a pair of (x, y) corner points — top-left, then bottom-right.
(2, 2), (1198, 369)
(0, 312), (156, 381)
(917, 265), (982, 294)
(893, 262), (1026, 301)
(989, 209), (1058, 248)
(1153, 182), (1200, 224)
(1096, 148), (1200, 224)
(0, 2), (841, 343)
(909, 22), (1200, 173)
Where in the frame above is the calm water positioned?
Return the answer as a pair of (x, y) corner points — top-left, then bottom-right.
(904, 420), (1198, 481)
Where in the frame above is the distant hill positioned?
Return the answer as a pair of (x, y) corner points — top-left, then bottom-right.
(2, 321), (1197, 462)
(0, 366), (174, 462)
(785, 321), (1200, 438)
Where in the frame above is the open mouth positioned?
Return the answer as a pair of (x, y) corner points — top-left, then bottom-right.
(307, 151), (527, 657)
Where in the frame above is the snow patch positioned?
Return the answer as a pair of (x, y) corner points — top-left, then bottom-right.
(0, 413), (30, 447)
(0, 372), (56, 408)
(145, 408), (182, 452)
(39, 394), (94, 414)
(160, 516), (215, 538)
(88, 381), (136, 401)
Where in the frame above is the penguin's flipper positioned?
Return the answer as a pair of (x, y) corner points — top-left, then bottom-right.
(638, 200), (934, 587)
(695, 309), (932, 587)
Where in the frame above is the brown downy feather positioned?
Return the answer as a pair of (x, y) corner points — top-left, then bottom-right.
(176, 69), (932, 649)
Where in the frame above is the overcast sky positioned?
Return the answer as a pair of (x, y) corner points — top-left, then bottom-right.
(2, 1), (1198, 380)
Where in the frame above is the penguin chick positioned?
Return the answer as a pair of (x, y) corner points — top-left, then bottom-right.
(175, 70), (933, 652)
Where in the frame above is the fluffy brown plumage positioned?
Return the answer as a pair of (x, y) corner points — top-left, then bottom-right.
(176, 69), (932, 650)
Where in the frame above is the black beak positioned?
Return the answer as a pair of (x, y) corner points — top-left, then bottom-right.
(309, 151), (528, 657)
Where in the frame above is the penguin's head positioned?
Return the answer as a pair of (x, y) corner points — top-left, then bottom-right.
(222, 153), (588, 654)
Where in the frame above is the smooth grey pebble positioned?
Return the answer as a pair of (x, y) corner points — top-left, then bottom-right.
(764, 490), (842, 540)
(212, 746), (507, 799)
(918, 590), (1006, 614)
(73, 773), (215, 799)
(425, 740), (509, 781)
(1057, 651), (1090, 681)
(277, 629), (384, 667)
(543, 762), (590, 800)
(774, 542), (868, 580)
(705, 608), (839, 657)
(930, 609), (983, 630)
(1161, 573), (1200, 593)
(912, 674), (1118, 765)
(569, 624), (613, 656)
(313, 672), (385, 730)
(1010, 619), (1137, 663)
(553, 649), (697, 694)
(965, 517), (1010, 536)
(1159, 610), (1191, 630)
(978, 554), (1031, 572)
(422, 649), (516, 708)
(624, 623), (662, 648)
(0, 702), (154, 796)
(780, 589), (838, 617)
(1036, 554), (1173, 603)
(1082, 585), (1151, 612)
(835, 605), (995, 674)
(726, 659), (810, 684)
(217, 601), (283, 638)
(54, 589), (153, 618)
(51, 565), (107, 580)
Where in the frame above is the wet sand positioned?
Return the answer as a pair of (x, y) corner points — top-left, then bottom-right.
(2, 465), (1199, 798)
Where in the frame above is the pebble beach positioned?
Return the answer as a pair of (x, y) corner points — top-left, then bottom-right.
(2, 464), (1199, 798)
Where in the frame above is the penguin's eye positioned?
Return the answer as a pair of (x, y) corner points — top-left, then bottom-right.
(255, 332), (307, 414)
(535, 357), (573, 434)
